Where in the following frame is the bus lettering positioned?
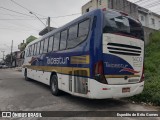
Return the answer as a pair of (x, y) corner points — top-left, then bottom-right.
(105, 62), (128, 68)
(46, 57), (69, 65)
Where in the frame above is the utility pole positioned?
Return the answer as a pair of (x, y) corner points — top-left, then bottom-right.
(11, 40), (13, 67)
(1, 51), (5, 61)
(47, 17), (51, 32)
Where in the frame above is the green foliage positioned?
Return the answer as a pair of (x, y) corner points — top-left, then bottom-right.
(20, 43), (26, 51)
(129, 31), (160, 106)
(4, 54), (16, 64)
(26, 35), (37, 45)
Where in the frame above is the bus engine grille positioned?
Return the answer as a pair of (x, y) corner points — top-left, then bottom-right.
(107, 43), (141, 56)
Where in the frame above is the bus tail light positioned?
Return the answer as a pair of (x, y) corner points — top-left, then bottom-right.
(94, 61), (108, 84)
(139, 66), (144, 82)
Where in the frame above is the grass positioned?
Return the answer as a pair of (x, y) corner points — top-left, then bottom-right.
(129, 31), (160, 106)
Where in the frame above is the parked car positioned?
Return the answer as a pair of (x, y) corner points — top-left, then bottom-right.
(2, 65), (8, 69)
(0, 65), (2, 68)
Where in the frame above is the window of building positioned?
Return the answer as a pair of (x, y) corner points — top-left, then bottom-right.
(36, 42), (40, 55)
(60, 30), (68, 50)
(43, 38), (49, 53)
(48, 36), (54, 52)
(141, 15), (144, 21)
(151, 18), (155, 25)
(39, 40), (44, 54)
(53, 33), (60, 51)
(86, 8), (89, 12)
(67, 24), (78, 48)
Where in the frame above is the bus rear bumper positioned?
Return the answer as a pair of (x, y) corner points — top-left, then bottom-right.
(88, 79), (144, 99)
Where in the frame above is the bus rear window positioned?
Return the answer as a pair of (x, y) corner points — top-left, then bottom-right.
(103, 10), (144, 40)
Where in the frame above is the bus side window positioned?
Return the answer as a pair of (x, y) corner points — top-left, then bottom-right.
(32, 44), (35, 56)
(60, 30), (68, 50)
(78, 19), (90, 42)
(67, 24), (78, 48)
(53, 33), (60, 51)
(43, 38), (49, 53)
(29, 46), (31, 57)
(34, 43), (37, 55)
(39, 40), (44, 54)
(48, 36), (54, 52)
(26, 49), (28, 57)
(36, 42), (40, 55)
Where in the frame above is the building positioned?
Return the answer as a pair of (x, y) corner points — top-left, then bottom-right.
(12, 51), (24, 67)
(82, 0), (160, 45)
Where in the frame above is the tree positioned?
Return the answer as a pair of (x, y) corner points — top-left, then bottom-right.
(4, 54), (16, 65)
(26, 35), (37, 45)
(18, 35), (37, 51)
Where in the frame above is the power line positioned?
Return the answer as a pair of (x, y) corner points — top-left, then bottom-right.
(0, 13), (35, 18)
(0, 18), (46, 20)
(0, 27), (39, 31)
(29, 11), (47, 27)
(9, 0), (47, 27)
(10, 0), (47, 17)
(50, 13), (81, 18)
(0, 6), (34, 17)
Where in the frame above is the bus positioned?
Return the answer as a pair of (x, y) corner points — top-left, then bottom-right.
(22, 9), (144, 99)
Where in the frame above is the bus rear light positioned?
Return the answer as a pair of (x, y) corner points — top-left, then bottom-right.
(94, 61), (108, 84)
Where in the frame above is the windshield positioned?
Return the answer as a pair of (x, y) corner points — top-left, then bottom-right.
(103, 10), (144, 40)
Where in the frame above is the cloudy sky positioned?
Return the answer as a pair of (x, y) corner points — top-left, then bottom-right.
(0, 0), (160, 59)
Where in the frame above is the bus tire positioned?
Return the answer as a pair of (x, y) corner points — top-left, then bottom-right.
(50, 75), (60, 96)
(24, 69), (30, 81)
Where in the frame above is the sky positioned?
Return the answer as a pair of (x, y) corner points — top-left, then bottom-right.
(0, 0), (160, 59)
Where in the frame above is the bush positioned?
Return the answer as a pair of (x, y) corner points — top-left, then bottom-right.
(129, 31), (160, 106)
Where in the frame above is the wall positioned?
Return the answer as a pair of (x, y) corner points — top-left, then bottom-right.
(143, 26), (158, 46)
(108, 0), (138, 18)
(81, 0), (160, 46)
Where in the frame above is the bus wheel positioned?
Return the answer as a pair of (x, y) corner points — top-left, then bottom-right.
(24, 70), (30, 81)
(50, 75), (60, 96)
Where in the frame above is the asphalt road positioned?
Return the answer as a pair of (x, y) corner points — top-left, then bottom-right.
(0, 69), (159, 120)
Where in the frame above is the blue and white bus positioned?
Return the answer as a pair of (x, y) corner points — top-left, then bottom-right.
(22, 9), (144, 99)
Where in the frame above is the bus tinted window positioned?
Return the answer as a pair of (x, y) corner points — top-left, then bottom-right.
(26, 49), (29, 57)
(39, 40), (44, 54)
(60, 30), (67, 50)
(67, 24), (78, 48)
(36, 42), (40, 55)
(53, 33), (60, 51)
(31, 44), (35, 56)
(103, 10), (144, 40)
(28, 46), (31, 56)
(48, 36), (54, 52)
(68, 25), (78, 40)
(43, 38), (49, 53)
(78, 19), (90, 37)
(34, 43), (37, 55)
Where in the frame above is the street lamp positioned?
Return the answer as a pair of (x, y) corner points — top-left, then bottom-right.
(29, 11), (46, 27)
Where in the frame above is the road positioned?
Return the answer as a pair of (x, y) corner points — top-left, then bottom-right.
(0, 69), (159, 120)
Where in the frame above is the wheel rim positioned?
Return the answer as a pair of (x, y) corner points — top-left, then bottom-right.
(52, 81), (56, 92)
